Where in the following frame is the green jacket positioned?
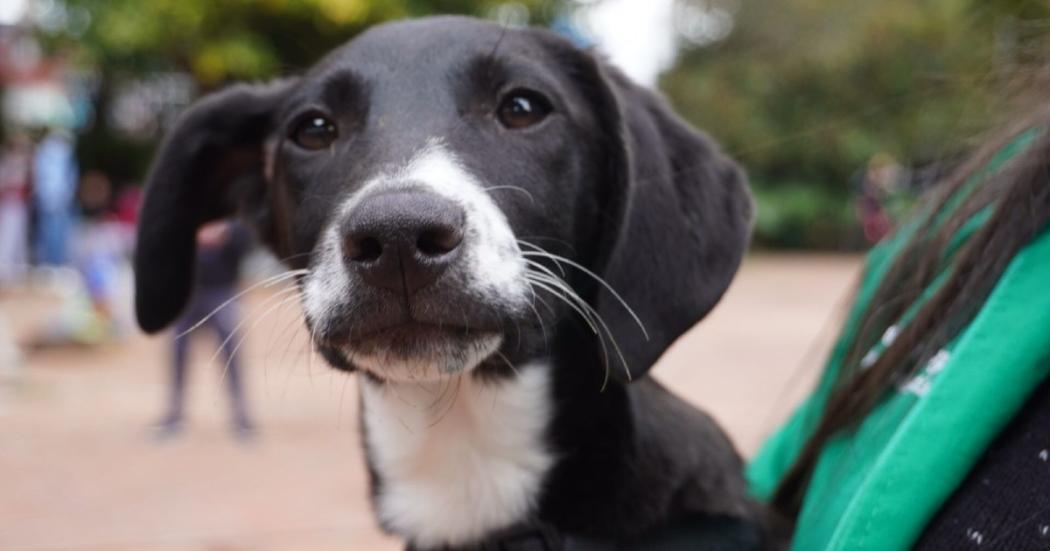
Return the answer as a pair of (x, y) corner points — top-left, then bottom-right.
(747, 131), (1050, 550)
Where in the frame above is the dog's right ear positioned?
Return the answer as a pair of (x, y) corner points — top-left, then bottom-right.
(539, 37), (752, 382)
(135, 80), (297, 333)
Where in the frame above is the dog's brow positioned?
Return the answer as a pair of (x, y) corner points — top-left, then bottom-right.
(460, 53), (508, 90)
(460, 52), (561, 97)
(320, 69), (367, 106)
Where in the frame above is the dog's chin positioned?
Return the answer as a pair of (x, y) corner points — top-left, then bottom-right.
(336, 323), (503, 382)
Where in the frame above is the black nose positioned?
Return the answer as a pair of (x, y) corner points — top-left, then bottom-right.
(342, 190), (465, 296)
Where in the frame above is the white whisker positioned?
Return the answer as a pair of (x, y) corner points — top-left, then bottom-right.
(522, 258), (565, 284)
(516, 240), (566, 277)
(427, 374), (464, 428)
(264, 289), (305, 385)
(526, 276), (614, 386)
(525, 271), (632, 384)
(485, 185), (536, 204)
(176, 269), (308, 339)
(519, 248), (648, 340)
(524, 277), (598, 334)
(494, 350), (521, 376)
(216, 286), (301, 384)
(523, 286), (549, 346)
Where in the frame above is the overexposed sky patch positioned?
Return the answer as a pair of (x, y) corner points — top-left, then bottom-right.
(0, 0), (29, 26)
(576, 0), (678, 88)
(574, 0), (735, 88)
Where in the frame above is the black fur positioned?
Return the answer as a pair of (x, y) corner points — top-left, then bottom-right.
(135, 79), (297, 332)
(135, 16), (763, 549)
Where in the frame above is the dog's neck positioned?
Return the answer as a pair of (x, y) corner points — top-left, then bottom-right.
(359, 363), (555, 549)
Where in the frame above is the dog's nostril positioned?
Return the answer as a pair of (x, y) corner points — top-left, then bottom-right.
(417, 227), (463, 257)
(347, 236), (383, 262)
(340, 190), (466, 295)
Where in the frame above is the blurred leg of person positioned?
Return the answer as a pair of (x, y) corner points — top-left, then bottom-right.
(0, 199), (28, 288)
(156, 313), (195, 438)
(36, 210), (71, 266)
(207, 290), (254, 439)
(156, 220), (254, 440)
(33, 131), (77, 268)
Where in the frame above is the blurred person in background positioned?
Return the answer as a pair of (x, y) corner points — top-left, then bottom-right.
(0, 133), (33, 290)
(853, 153), (907, 244)
(73, 171), (133, 340)
(32, 128), (78, 267)
(155, 220), (255, 441)
(750, 115), (1050, 549)
(28, 170), (133, 348)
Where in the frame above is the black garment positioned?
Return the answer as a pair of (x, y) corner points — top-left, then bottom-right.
(405, 515), (762, 551)
(916, 374), (1050, 550)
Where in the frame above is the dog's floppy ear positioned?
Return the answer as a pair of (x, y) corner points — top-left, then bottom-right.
(134, 80), (296, 333)
(570, 53), (753, 382)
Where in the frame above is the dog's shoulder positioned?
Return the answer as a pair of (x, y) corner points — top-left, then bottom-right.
(629, 378), (753, 519)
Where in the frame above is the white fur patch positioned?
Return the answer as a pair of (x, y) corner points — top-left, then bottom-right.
(350, 334), (503, 382)
(361, 364), (554, 549)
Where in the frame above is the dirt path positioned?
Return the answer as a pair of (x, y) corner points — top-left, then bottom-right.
(0, 254), (860, 550)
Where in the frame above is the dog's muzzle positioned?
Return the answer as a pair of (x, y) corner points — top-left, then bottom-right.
(308, 186), (509, 380)
(300, 144), (531, 380)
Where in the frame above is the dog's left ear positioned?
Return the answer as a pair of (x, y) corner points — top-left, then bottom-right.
(558, 44), (753, 381)
(134, 79), (297, 334)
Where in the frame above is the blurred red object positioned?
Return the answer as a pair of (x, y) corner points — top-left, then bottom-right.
(113, 186), (142, 226)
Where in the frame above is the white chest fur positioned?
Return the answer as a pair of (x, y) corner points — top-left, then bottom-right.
(360, 365), (555, 549)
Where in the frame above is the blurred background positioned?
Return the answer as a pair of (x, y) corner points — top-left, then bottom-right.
(0, 0), (1047, 548)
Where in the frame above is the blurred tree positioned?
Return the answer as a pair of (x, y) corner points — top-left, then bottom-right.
(56, 0), (554, 87)
(663, 0), (1049, 248)
(36, 0), (1050, 248)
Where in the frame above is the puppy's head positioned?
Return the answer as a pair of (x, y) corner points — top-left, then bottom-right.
(135, 16), (752, 383)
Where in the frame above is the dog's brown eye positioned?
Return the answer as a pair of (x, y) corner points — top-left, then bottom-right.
(291, 114), (338, 150)
(497, 91), (551, 129)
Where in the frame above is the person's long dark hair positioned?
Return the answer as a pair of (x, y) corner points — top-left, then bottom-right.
(771, 113), (1050, 518)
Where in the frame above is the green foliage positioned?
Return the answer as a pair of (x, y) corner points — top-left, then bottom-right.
(751, 182), (857, 250)
(57, 0), (552, 86)
(662, 0), (1042, 248)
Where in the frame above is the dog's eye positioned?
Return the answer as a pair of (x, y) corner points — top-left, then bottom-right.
(291, 114), (338, 150)
(497, 91), (551, 129)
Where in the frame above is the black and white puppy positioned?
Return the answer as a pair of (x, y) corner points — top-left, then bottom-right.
(135, 16), (763, 550)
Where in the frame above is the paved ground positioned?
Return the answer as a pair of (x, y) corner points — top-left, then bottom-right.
(0, 254), (860, 550)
